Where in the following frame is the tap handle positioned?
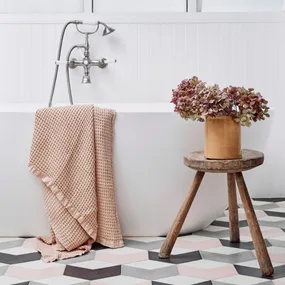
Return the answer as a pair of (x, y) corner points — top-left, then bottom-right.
(98, 58), (117, 68)
(103, 58), (117, 64)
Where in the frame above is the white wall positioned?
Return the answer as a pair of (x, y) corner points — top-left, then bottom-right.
(0, 13), (283, 107)
(201, 0), (283, 12)
(0, 13), (284, 197)
(94, 0), (186, 13)
(0, 0), (85, 13)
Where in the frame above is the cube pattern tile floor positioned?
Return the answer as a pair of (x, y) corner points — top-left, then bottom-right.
(2, 198), (285, 284)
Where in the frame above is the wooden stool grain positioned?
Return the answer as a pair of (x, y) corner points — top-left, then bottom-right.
(158, 149), (274, 277)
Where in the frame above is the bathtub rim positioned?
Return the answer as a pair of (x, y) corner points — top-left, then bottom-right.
(0, 103), (175, 113)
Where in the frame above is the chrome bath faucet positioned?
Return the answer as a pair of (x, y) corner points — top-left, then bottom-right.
(48, 20), (117, 107)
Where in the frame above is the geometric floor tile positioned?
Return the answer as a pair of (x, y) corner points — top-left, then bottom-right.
(175, 235), (222, 250)
(240, 200), (277, 211)
(211, 218), (248, 229)
(0, 239), (24, 251)
(95, 247), (148, 264)
(90, 275), (151, 285)
(153, 275), (210, 285)
(277, 201), (285, 207)
(0, 247), (38, 255)
(123, 237), (165, 250)
(254, 199), (285, 203)
(234, 260), (285, 279)
(0, 262), (9, 275)
(64, 260), (121, 280)
(5, 260), (65, 280)
(178, 260), (237, 280)
(214, 216), (246, 224)
(0, 276), (29, 285)
(193, 226), (230, 239)
(221, 235), (255, 243)
(265, 208), (285, 218)
(29, 276), (89, 285)
(234, 264), (285, 280)
(0, 247), (41, 265)
(212, 275), (274, 285)
(200, 246), (256, 264)
(220, 238), (272, 250)
(1, 197), (285, 283)
(225, 208), (268, 220)
(203, 225), (230, 232)
(149, 248), (201, 264)
(268, 236), (285, 248)
(257, 217), (285, 228)
(21, 238), (37, 250)
(259, 247), (285, 263)
(57, 250), (96, 265)
(274, 277), (285, 285)
(239, 227), (285, 239)
(121, 260), (178, 280)
(235, 259), (282, 269)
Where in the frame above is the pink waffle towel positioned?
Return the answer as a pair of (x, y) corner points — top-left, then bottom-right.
(29, 105), (124, 262)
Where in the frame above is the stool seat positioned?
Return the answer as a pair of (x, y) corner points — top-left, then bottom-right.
(184, 149), (264, 173)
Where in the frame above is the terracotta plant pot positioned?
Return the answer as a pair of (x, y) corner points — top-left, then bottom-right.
(205, 116), (241, 160)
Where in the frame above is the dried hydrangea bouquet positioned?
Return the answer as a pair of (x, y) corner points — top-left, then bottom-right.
(171, 76), (270, 159)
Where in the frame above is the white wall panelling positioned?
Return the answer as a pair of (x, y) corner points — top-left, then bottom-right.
(200, 0), (283, 12)
(84, 0), (93, 13)
(0, 0), (84, 14)
(0, 13), (284, 104)
(93, 0), (186, 13)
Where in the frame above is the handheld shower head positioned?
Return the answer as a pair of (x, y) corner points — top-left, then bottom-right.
(102, 25), (115, 36)
(81, 21), (115, 36)
(98, 21), (115, 36)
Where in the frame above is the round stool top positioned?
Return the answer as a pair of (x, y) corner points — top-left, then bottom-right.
(184, 149), (264, 173)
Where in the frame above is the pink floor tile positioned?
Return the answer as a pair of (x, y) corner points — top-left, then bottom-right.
(253, 247), (285, 263)
(175, 239), (222, 250)
(91, 276), (152, 285)
(5, 263), (65, 281)
(178, 260), (237, 280)
(21, 238), (37, 250)
(95, 248), (148, 264)
(240, 227), (285, 239)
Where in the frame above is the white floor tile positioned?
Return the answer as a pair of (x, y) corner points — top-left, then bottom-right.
(235, 259), (281, 268)
(15, 260), (65, 269)
(0, 276), (28, 285)
(181, 259), (230, 269)
(33, 275), (89, 285)
(214, 274), (269, 285)
(204, 246), (247, 255)
(155, 275), (206, 285)
(92, 275), (149, 285)
(126, 260), (173, 270)
(0, 247), (37, 255)
(71, 260), (117, 270)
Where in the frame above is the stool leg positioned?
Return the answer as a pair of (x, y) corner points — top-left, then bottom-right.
(159, 171), (205, 259)
(235, 172), (274, 277)
(227, 173), (240, 243)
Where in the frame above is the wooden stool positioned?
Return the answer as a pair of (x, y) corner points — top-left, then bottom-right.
(159, 149), (274, 277)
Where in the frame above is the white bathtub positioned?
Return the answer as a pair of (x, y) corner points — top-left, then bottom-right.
(0, 103), (273, 237)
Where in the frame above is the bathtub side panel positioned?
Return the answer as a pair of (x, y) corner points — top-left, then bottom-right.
(0, 112), (50, 236)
